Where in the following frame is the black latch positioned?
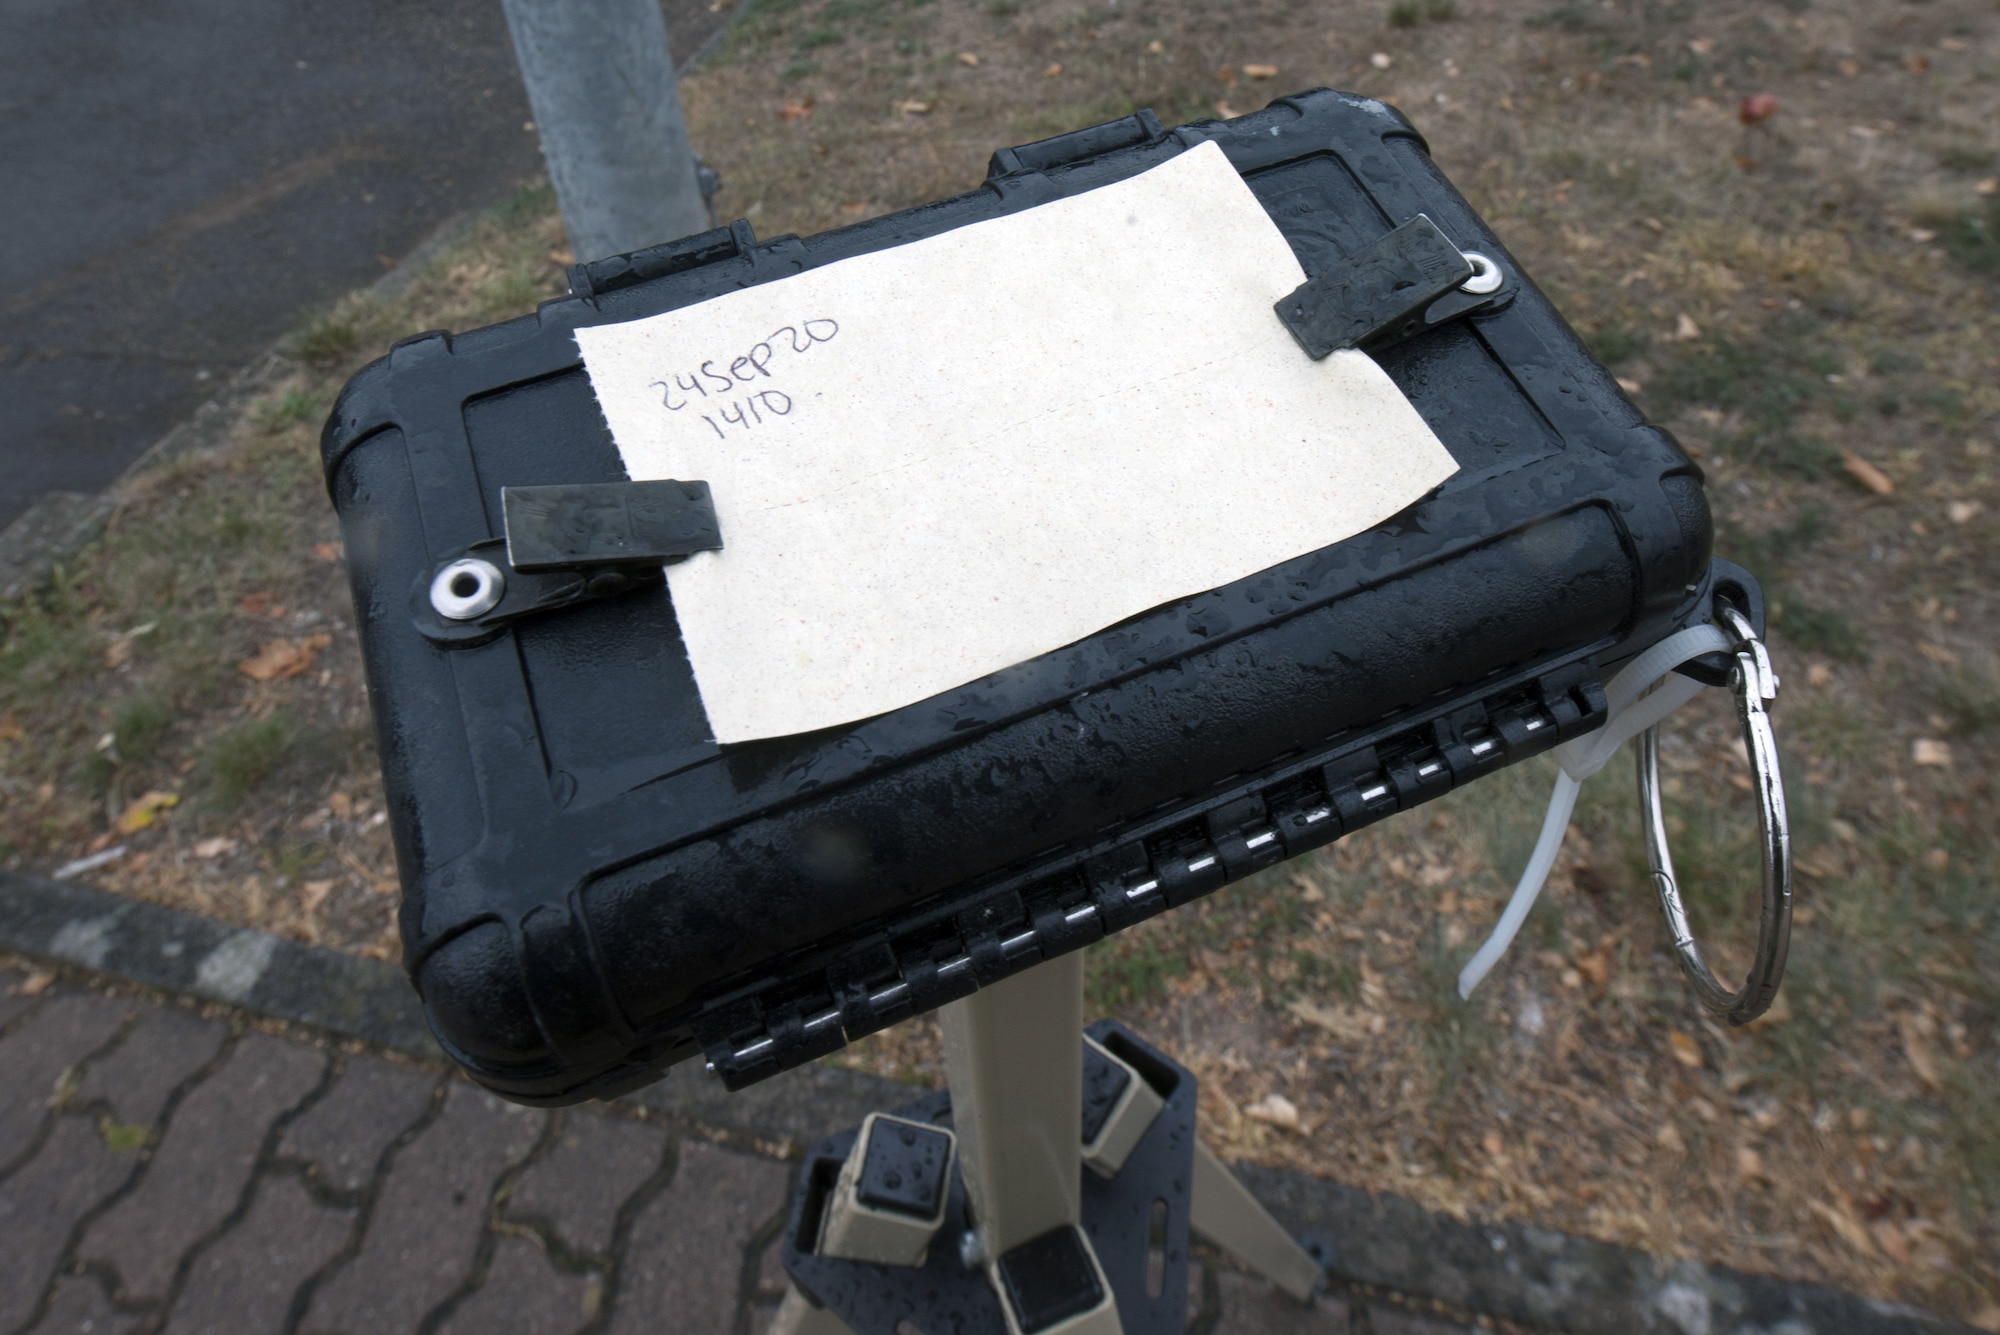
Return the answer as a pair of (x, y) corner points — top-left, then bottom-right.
(413, 479), (721, 647)
(1275, 214), (1507, 359)
(502, 480), (722, 572)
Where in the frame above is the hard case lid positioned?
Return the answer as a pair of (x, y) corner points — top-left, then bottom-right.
(323, 90), (1713, 1104)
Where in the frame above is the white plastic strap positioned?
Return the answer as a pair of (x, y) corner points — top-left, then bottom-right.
(1457, 624), (1734, 1000)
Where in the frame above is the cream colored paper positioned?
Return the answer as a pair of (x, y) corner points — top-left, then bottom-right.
(575, 141), (1458, 743)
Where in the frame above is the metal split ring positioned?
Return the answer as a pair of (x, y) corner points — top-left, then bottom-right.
(1637, 605), (1793, 1026)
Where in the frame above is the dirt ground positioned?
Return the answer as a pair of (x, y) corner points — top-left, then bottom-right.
(3, 0), (1998, 1322)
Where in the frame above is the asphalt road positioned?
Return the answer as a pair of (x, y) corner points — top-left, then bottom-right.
(0, 0), (734, 531)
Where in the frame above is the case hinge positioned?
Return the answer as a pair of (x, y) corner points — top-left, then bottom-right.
(566, 219), (755, 298)
(986, 109), (1167, 179)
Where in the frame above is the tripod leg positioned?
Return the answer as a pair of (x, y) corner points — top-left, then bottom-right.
(768, 1283), (857, 1335)
(1190, 1140), (1322, 1302)
(940, 949), (1086, 1259)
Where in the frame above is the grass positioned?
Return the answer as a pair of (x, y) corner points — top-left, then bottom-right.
(1718, 508), (1872, 661)
(1943, 197), (2000, 278)
(1582, 320), (1649, 367)
(1086, 919), (1189, 1011)
(1651, 321), (1840, 478)
(198, 714), (305, 808)
(1933, 663), (2000, 735)
(1415, 926), (1489, 1108)
(98, 1119), (153, 1153)
(1388, 0), (1456, 28)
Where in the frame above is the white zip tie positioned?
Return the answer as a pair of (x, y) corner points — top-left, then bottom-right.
(1457, 623), (1735, 1000)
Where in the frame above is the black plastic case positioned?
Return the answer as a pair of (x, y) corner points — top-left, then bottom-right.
(322, 90), (1715, 1105)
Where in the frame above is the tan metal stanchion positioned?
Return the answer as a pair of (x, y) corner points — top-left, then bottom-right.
(1190, 1142), (1320, 1301)
(773, 952), (1324, 1334)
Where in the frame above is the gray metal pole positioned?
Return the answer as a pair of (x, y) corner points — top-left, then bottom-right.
(498, 0), (711, 263)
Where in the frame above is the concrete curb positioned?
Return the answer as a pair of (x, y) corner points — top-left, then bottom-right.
(1236, 1163), (1972, 1335)
(0, 868), (1974, 1335)
(0, 868), (435, 1054)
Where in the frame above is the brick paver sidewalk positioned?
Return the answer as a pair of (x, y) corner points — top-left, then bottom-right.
(0, 963), (1457, 1335)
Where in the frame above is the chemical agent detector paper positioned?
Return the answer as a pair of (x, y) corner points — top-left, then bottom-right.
(575, 141), (1459, 743)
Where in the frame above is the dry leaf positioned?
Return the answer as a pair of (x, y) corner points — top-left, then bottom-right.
(1616, 377), (1644, 395)
(237, 591), (288, 618)
(105, 637), (135, 669)
(1743, 988), (1794, 1032)
(0, 710), (21, 743)
(1921, 848), (1949, 873)
(238, 634), (331, 683)
(1947, 499), (1984, 524)
(116, 790), (180, 834)
(1841, 451), (1894, 495)
(14, 970), (56, 997)
(1573, 946), (1611, 988)
(1242, 1093), (1301, 1131)
(778, 96), (815, 121)
(1869, 1219), (1913, 1266)
(1911, 738), (1953, 768)
(895, 98), (933, 115)
(956, 51), (980, 66)
(1807, 663), (1832, 687)
(1212, 101), (1240, 119)
(1147, 40), (1163, 54)
(193, 836), (238, 859)
(1737, 92), (1778, 124)
(1687, 37), (1715, 55)
(1481, 1130), (1504, 1159)
(329, 791), (354, 821)
(1667, 1030), (1704, 1069)
(1674, 312), (1702, 341)
(1041, 62), (1063, 77)
(1656, 1123), (1686, 1153)
(1898, 1013), (1942, 1088)
(1916, 642), (1958, 665)
(1243, 63), (1278, 79)
(1810, 1199), (1876, 1256)
(1287, 997), (1372, 1043)
(1734, 1146), (1767, 1182)
(1836, 57), (1861, 77)
(300, 879), (336, 915)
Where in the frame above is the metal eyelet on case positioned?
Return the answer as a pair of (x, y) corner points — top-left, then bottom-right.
(1459, 251), (1503, 295)
(430, 558), (506, 620)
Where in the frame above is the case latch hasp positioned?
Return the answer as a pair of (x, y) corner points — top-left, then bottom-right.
(414, 479), (721, 647)
(1275, 214), (1506, 359)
